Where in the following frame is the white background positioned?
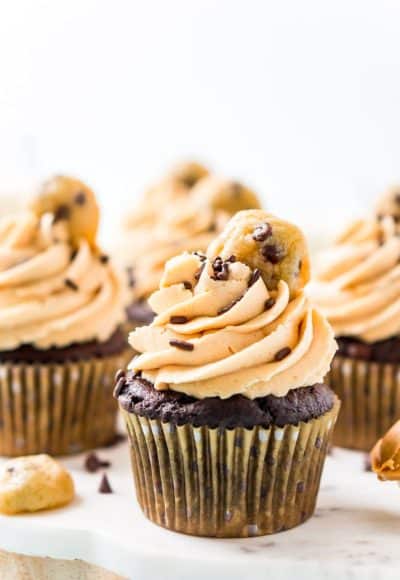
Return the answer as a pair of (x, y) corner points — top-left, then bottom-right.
(1, 0), (400, 238)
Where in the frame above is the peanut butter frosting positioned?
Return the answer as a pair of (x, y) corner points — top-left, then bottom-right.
(371, 419), (400, 481)
(0, 176), (126, 350)
(128, 210), (336, 399)
(310, 215), (400, 343)
(117, 162), (261, 302)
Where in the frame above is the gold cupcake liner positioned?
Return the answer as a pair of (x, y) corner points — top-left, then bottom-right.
(121, 398), (339, 538)
(0, 351), (129, 457)
(327, 355), (400, 451)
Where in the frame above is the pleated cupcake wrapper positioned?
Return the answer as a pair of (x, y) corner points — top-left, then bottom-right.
(0, 351), (129, 457)
(328, 355), (400, 451)
(122, 398), (339, 538)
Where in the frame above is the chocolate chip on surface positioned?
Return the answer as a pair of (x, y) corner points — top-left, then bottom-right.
(274, 347), (292, 361)
(53, 204), (71, 222)
(252, 222), (272, 242)
(264, 298), (276, 310)
(169, 339), (194, 351)
(170, 316), (188, 324)
(85, 452), (111, 473)
(248, 268), (261, 287)
(115, 369), (126, 382)
(182, 281), (192, 290)
(74, 192), (87, 206)
(99, 254), (109, 264)
(64, 278), (79, 291)
(261, 244), (286, 264)
(218, 296), (241, 315)
(98, 473), (113, 493)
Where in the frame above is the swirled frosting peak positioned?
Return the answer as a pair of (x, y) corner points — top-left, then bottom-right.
(310, 215), (400, 342)
(0, 177), (126, 350)
(129, 211), (336, 399)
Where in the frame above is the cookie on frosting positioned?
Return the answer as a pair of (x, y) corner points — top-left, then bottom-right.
(207, 209), (310, 298)
(167, 160), (209, 188)
(371, 420), (400, 481)
(30, 175), (100, 248)
(191, 175), (260, 215)
(0, 454), (75, 514)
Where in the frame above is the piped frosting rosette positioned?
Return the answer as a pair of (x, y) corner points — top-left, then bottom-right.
(129, 210), (337, 399)
(0, 176), (126, 350)
(310, 214), (400, 343)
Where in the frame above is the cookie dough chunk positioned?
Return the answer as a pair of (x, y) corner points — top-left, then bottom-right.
(375, 186), (400, 222)
(31, 175), (100, 247)
(191, 175), (261, 214)
(0, 454), (75, 514)
(207, 209), (310, 297)
(168, 160), (209, 188)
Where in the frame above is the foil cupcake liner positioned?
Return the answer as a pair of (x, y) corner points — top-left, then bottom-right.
(0, 351), (129, 457)
(328, 355), (400, 451)
(121, 398), (339, 538)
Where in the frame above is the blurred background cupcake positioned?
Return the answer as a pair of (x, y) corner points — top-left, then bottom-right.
(114, 161), (261, 332)
(310, 187), (400, 451)
(0, 175), (128, 456)
(115, 209), (339, 537)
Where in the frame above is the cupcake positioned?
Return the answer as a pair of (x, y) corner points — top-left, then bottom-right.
(0, 176), (128, 456)
(371, 419), (400, 481)
(117, 161), (261, 330)
(115, 209), (339, 537)
(310, 189), (400, 451)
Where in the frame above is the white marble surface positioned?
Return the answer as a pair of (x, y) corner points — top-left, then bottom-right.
(0, 441), (398, 580)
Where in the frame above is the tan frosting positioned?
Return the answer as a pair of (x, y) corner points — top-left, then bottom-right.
(371, 420), (400, 481)
(129, 244), (336, 399)
(0, 207), (126, 350)
(310, 215), (400, 342)
(118, 165), (261, 302)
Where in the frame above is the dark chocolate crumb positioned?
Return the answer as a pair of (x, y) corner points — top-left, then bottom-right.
(126, 266), (136, 288)
(98, 473), (113, 493)
(218, 296), (242, 315)
(227, 255), (236, 263)
(169, 339), (194, 351)
(264, 297), (276, 310)
(53, 204), (70, 222)
(261, 244), (286, 264)
(99, 254), (109, 264)
(248, 268), (261, 287)
(85, 452), (111, 473)
(211, 256), (230, 281)
(170, 316), (188, 324)
(182, 281), (192, 290)
(65, 278), (79, 291)
(252, 222), (272, 242)
(74, 191), (86, 206)
(274, 347), (292, 361)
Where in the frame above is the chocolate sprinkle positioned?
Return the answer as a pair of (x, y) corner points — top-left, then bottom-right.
(274, 347), (292, 361)
(99, 254), (109, 264)
(264, 297), (276, 310)
(261, 244), (286, 264)
(252, 223), (272, 242)
(53, 204), (70, 222)
(98, 473), (113, 493)
(193, 251), (207, 262)
(64, 278), (79, 291)
(218, 296), (241, 315)
(74, 191), (86, 205)
(211, 257), (230, 281)
(170, 316), (188, 324)
(169, 339), (194, 351)
(248, 268), (261, 287)
(182, 281), (192, 290)
(85, 452), (111, 473)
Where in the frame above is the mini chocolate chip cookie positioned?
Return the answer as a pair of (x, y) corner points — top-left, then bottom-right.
(191, 175), (261, 215)
(207, 209), (310, 297)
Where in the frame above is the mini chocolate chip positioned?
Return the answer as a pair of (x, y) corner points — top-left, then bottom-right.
(98, 473), (113, 493)
(218, 296), (241, 315)
(70, 249), (78, 261)
(53, 204), (70, 222)
(115, 369), (126, 382)
(113, 377), (126, 399)
(248, 268), (261, 287)
(193, 251), (206, 261)
(182, 281), (192, 290)
(65, 278), (79, 291)
(126, 266), (136, 288)
(227, 255), (236, 263)
(264, 297), (276, 310)
(261, 244), (286, 264)
(296, 481), (305, 493)
(170, 316), (188, 324)
(230, 181), (242, 196)
(274, 347), (292, 361)
(99, 254), (109, 264)
(85, 452), (110, 473)
(74, 191), (86, 205)
(169, 339), (194, 351)
(208, 223), (217, 233)
(252, 222), (272, 242)
(210, 256), (230, 281)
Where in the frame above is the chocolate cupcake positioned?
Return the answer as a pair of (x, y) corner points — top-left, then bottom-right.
(0, 176), (128, 456)
(311, 192), (400, 451)
(116, 209), (339, 537)
(115, 161), (261, 332)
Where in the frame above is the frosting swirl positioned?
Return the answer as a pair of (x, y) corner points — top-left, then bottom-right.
(129, 249), (336, 400)
(371, 419), (400, 481)
(310, 215), (400, 342)
(0, 207), (125, 350)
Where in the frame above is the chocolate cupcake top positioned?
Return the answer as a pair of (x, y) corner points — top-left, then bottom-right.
(117, 162), (261, 302)
(128, 210), (336, 399)
(0, 176), (126, 350)
(310, 213), (400, 343)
